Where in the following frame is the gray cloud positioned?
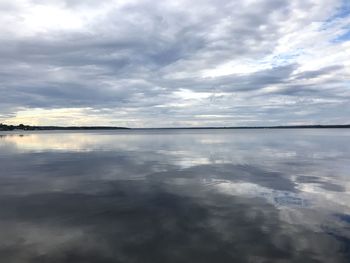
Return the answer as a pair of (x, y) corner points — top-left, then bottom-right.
(0, 0), (349, 126)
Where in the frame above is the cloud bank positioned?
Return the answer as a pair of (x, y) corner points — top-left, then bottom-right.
(0, 0), (349, 127)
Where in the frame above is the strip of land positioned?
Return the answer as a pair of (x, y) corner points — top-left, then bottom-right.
(140, 125), (350, 129)
(1, 123), (350, 131)
(0, 124), (129, 131)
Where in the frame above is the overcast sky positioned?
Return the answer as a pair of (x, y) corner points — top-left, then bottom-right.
(0, 0), (349, 127)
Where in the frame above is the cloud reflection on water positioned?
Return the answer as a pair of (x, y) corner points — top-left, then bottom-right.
(0, 129), (349, 262)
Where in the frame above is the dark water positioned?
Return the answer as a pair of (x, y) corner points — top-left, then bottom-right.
(0, 129), (350, 263)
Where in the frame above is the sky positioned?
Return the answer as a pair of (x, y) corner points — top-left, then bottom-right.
(0, 0), (349, 127)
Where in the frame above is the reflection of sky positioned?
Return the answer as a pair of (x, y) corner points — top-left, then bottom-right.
(0, 129), (350, 262)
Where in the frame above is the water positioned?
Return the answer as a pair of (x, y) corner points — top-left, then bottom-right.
(0, 129), (349, 263)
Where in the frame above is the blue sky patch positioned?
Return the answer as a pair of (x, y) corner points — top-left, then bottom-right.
(334, 30), (350, 42)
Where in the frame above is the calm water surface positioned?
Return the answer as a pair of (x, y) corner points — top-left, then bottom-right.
(0, 129), (349, 262)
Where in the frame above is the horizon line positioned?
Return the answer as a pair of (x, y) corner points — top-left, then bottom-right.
(1, 123), (350, 130)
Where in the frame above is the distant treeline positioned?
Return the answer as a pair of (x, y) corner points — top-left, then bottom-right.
(1, 123), (350, 131)
(0, 123), (129, 131)
(149, 125), (350, 129)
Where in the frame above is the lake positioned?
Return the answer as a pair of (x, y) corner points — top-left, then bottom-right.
(0, 129), (349, 262)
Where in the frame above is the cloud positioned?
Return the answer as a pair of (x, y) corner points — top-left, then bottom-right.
(0, 0), (349, 126)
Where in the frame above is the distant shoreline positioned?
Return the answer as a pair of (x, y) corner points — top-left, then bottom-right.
(0, 124), (129, 131)
(1, 124), (350, 131)
(137, 125), (350, 130)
